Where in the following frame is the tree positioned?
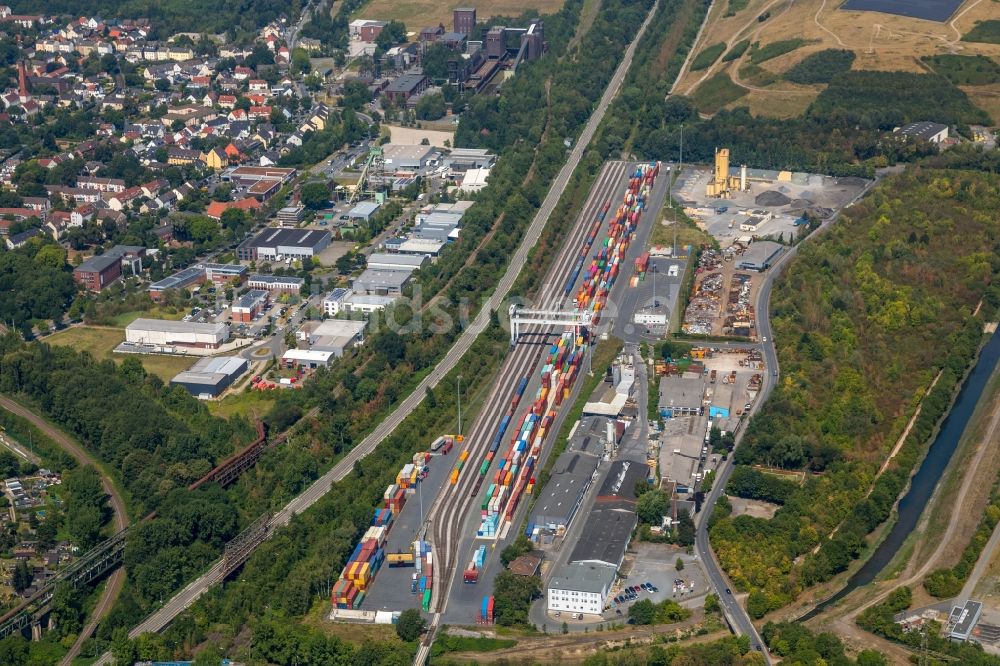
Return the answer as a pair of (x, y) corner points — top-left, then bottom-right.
(636, 490), (668, 525)
(628, 599), (655, 625)
(300, 182), (330, 210)
(11, 560), (30, 593)
(111, 627), (137, 666)
(415, 93), (446, 121)
(395, 608), (425, 641)
(676, 511), (695, 546)
(675, 557), (684, 571)
(704, 593), (720, 614)
(290, 48), (311, 75)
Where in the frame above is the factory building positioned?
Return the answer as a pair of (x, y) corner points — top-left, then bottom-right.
(247, 274), (305, 294)
(658, 376), (705, 418)
(736, 241), (783, 271)
(381, 143), (437, 171)
(351, 268), (413, 296)
(323, 288), (397, 316)
(366, 252), (428, 272)
(170, 356), (248, 398)
(237, 228), (331, 261)
(126, 319), (230, 349)
(895, 121), (949, 144)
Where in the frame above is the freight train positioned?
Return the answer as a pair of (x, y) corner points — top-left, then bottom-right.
(471, 162), (661, 543)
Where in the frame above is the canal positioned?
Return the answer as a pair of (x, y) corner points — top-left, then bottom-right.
(803, 328), (1000, 619)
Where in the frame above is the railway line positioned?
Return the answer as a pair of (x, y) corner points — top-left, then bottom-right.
(426, 159), (649, 624)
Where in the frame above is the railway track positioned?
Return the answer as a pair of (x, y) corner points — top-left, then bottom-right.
(427, 161), (631, 615)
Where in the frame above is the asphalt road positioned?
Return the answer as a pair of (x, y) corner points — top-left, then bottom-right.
(692, 172), (883, 661)
(0, 397), (129, 666)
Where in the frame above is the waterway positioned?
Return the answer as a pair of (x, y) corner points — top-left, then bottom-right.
(803, 328), (1000, 619)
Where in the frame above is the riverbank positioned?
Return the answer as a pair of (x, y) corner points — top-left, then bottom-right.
(794, 326), (1000, 639)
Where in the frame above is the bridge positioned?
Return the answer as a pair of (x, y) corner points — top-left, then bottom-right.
(508, 304), (593, 345)
(0, 419), (276, 640)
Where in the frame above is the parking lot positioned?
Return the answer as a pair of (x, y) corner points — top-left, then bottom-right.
(603, 543), (708, 619)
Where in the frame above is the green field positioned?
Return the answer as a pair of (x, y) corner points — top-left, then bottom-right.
(691, 42), (727, 71)
(784, 49), (856, 84)
(45, 326), (194, 382)
(207, 387), (276, 419)
(691, 72), (747, 113)
(922, 54), (1000, 86)
(962, 20), (1000, 45)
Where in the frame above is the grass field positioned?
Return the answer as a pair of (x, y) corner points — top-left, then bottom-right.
(106, 308), (185, 327)
(354, 0), (565, 32)
(691, 72), (747, 113)
(207, 389), (276, 420)
(675, 0), (1000, 118)
(46, 326), (194, 382)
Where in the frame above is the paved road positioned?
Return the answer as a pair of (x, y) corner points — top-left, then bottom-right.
(692, 173), (883, 661)
(0, 396), (129, 666)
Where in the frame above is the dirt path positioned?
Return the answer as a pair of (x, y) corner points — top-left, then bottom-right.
(447, 622), (725, 663)
(0, 396), (129, 665)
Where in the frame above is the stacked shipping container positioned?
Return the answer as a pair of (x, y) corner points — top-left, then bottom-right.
(470, 162), (661, 543)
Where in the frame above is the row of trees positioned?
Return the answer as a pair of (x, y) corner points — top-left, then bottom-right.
(709, 169), (1000, 616)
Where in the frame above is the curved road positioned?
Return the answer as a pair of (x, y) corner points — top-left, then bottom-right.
(0, 396), (128, 666)
(93, 1), (664, 661)
(693, 174), (882, 662)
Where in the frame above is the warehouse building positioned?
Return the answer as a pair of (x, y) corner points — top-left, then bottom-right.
(659, 376), (705, 418)
(237, 228), (331, 261)
(347, 201), (381, 222)
(323, 288), (397, 316)
(297, 319), (368, 356)
(171, 356), (248, 398)
(736, 241), (783, 271)
(351, 268), (413, 296)
(248, 274), (305, 294)
(895, 121), (949, 144)
(529, 451), (599, 535)
(446, 148), (496, 172)
(126, 319), (230, 349)
(366, 252), (428, 272)
(381, 143), (437, 170)
(282, 348), (336, 369)
(567, 507), (637, 569)
(395, 238), (446, 257)
(547, 562), (617, 617)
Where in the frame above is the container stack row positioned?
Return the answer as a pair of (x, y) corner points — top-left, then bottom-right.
(469, 162), (661, 544)
(478, 595), (495, 624)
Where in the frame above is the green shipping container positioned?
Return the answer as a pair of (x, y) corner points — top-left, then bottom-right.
(422, 589), (432, 610)
(480, 460), (489, 476)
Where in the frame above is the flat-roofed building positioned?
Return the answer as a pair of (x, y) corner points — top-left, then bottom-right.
(396, 238), (446, 256)
(237, 227), (331, 261)
(351, 268), (413, 296)
(382, 143), (436, 170)
(736, 240), (783, 271)
(204, 263), (248, 285)
(297, 319), (367, 357)
(445, 147), (496, 172)
(659, 376), (705, 418)
(366, 252), (428, 272)
(282, 348), (336, 369)
(248, 274), (305, 294)
(171, 356), (248, 398)
(126, 318), (230, 349)
(323, 288), (396, 315)
(148, 265), (209, 301)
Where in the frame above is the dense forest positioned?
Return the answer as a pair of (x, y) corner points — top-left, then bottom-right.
(709, 169), (1000, 615)
(0, 241), (75, 336)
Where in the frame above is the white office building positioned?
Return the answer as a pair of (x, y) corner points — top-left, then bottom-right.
(547, 562), (617, 616)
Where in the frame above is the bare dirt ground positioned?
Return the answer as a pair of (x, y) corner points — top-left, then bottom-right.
(356, 0), (565, 32)
(729, 496), (780, 519)
(677, 0), (1000, 117)
(385, 125), (454, 148)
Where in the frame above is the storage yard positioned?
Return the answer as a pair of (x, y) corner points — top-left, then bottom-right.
(424, 161), (671, 624)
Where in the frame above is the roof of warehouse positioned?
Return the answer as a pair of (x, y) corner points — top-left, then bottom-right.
(243, 227), (331, 249)
(530, 451), (599, 525)
(366, 252), (427, 268)
(127, 318), (228, 335)
(249, 274), (305, 285)
(171, 356), (247, 386)
(310, 319), (367, 338)
(658, 375), (705, 410)
(353, 268), (413, 289)
(382, 143), (435, 162)
(283, 349), (335, 361)
(148, 264), (205, 291)
(596, 459), (647, 504)
(549, 561), (615, 594)
(738, 241), (783, 268)
(568, 509), (637, 567)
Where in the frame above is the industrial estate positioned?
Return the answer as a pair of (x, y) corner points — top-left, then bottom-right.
(0, 0), (998, 663)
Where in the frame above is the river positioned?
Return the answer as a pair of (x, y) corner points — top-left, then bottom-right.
(803, 328), (1000, 619)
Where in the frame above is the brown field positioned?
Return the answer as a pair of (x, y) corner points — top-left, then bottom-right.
(46, 325), (195, 382)
(676, 0), (1000, 117)
(354, 0), (565, 31)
